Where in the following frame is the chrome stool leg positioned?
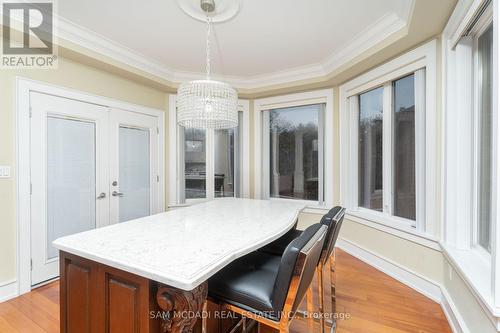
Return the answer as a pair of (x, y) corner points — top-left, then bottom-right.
(306, 286), (315, 332)
(201, 300), (208, 333)
(317, 264), (325, 333)
(242, 317), (247, 333)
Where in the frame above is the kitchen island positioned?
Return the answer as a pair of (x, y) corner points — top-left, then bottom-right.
(53, 198), (305, 333)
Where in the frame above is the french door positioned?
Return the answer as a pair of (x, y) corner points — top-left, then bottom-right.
(109, 109), (159, 224)
(30, 92), (162, 286)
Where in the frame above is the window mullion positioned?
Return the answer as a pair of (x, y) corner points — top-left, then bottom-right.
(349, 96), (359, 210)
(415, 68), (426, 231)
(454, 37), (474, 250)
(261, 111), (270, 199)
(206, 129), (215, 199)
(382, 82), (393, 216)
(318, 104), (325, 205)
(177, 124), (186, 204)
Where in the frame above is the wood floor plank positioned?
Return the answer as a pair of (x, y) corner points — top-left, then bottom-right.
(0, 302), (47, 333)
(0, 249), (452, 333)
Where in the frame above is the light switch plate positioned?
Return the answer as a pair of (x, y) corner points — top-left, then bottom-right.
(0, 166), (11, 178)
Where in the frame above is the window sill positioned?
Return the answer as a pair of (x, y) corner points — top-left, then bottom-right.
(268, 197), (331, 215)
(345, 209), (441, 251)
(168, 198), (212, 209)
(441, 244), (500, 327)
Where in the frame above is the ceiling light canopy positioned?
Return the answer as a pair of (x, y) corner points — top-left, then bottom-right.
(176, 0), (238, 129)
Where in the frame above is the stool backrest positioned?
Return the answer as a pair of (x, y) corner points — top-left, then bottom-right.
(319, 206), (346, 265)
(271, 223), (327, 316)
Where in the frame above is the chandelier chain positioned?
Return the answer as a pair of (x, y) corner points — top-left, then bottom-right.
(205, 13), (211, 79)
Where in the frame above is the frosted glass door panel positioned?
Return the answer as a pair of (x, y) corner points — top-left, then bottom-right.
(119, 126), (151, 222)
(47, 117), (96, 259)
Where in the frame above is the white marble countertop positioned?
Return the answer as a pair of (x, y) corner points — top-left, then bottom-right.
(53, 198), (305, 290)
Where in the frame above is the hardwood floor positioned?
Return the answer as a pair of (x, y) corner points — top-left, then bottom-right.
(0, 249), (451, 333)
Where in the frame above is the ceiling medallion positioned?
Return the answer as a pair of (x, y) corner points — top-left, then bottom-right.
(175, 0), (242, 23)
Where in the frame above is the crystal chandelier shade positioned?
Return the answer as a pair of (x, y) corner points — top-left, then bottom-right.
(177, 80), (238, 129)
(176, 0), (238, 129)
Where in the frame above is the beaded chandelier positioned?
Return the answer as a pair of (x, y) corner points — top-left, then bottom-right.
(176, 0), (238, 129)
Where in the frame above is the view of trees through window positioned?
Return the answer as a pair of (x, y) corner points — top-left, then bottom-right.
(393, 74), (416, 221)
(358, 87), (384, 212)
(269, 104), (322, 201)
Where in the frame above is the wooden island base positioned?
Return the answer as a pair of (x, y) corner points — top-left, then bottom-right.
(60, 251), (209, 333)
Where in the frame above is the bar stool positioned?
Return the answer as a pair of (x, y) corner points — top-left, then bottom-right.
(207, 223), (327, 333)
(309, 207), (345, 333)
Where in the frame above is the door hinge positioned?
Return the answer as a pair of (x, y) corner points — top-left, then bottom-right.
(30, 259), (32, 270)
(157, 127), (159, 134)
(30, 183), (32, 195)
(29, 106), (32, 118)
(156, 175), (160, 182)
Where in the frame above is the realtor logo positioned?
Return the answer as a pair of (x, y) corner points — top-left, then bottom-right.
(1, 1), (58, 68)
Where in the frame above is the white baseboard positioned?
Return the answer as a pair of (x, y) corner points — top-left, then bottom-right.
(440, 288), (468, 333)
(0, 279), (19, 303)
(336, 238), (468, 333)
(337, 238), (442, 301)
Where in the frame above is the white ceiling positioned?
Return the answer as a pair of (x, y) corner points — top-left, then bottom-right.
(57, 0), (414, 88)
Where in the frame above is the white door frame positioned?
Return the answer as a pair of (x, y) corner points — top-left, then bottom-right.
(16, 77), (165, 295)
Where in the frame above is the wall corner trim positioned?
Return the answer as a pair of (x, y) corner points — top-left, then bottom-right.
(0, 279), (19, 303)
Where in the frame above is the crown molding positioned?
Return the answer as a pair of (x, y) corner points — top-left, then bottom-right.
(56, 16), (177, 81)
(52, 7), (411, 90)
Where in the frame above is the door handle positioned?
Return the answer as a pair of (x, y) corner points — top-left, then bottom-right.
(112, 191), (124, 197)
(97, 192), (106, 199)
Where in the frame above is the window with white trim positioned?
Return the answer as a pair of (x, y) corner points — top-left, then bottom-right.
(182, 114), (242, 200)
(473, 20), (493, 254)
(264, 104), (324, 202)
(349, 71), (424, 228)
(254, 90), (334, 209)
(442, 0), (498, 317)
(340, 40), (437, 236)
(168, 96), (250, 205)
(445, 1), (494, 255)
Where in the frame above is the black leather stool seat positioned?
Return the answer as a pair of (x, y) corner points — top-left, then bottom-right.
(209, 223), (323, 322)
(209, 251), (281, 320)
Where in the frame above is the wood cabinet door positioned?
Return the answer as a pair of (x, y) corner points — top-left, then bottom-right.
(60, 252), (159, 333)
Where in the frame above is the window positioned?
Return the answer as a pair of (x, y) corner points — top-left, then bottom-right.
(353, 73), (419, 225)
(442, 0), (499, 317)
(268, 104), (323, 201)
(168, 97), (250, 205)
(393, 75), (416, 221)
(341, 40), (436, 236)
(184, 128), (206, 199)
(215, 119), (240, 198)
(475, 23), (493, 253)
(254, 89), (334, 208)
(181, 117), (242, 201)
(358, 87), (384, 212)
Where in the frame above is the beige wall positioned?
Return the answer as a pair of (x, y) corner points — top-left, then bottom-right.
(0, 56), (168, 282)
